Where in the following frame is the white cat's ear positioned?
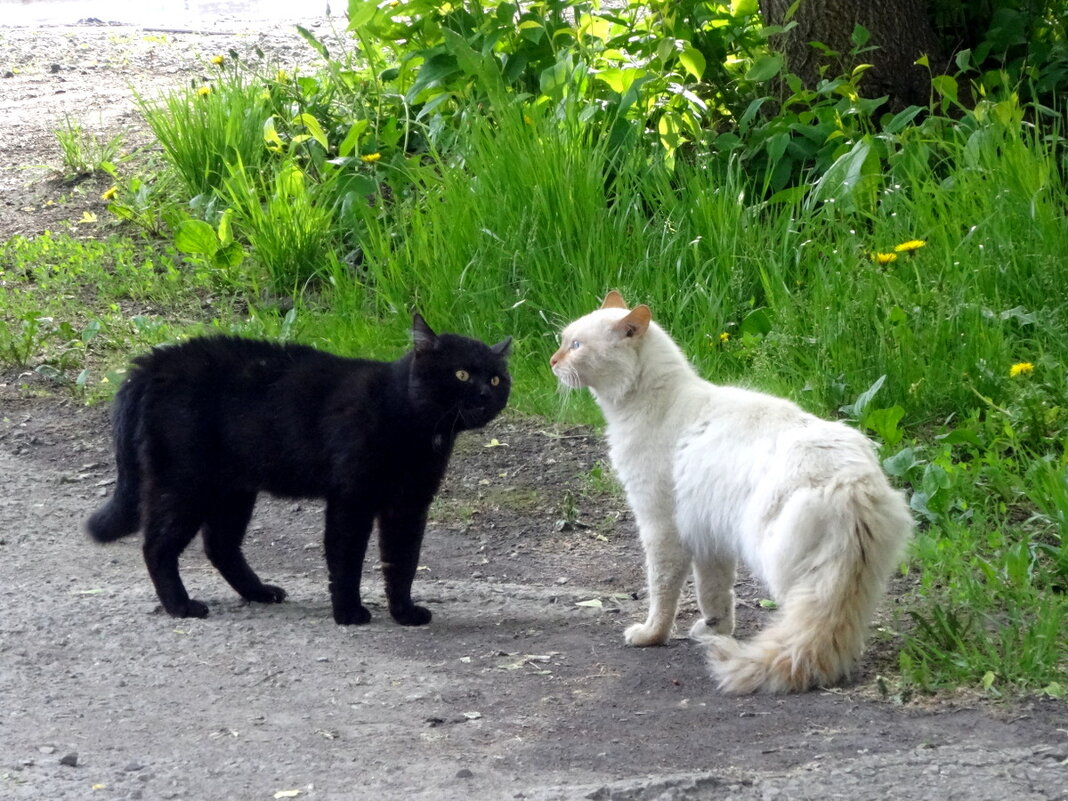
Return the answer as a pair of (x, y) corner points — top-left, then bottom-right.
(491, 337), (512, 357)
(601, 290), (627, 309)
(612, 305), (651, 339)
(411, 313), (438, 353)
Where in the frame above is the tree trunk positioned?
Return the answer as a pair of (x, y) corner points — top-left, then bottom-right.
(759, 0), (948, 110)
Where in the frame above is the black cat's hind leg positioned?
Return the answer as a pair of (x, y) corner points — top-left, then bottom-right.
(324, 497), (375, 625)
(202, 492), (287, 606)
(142, 498), (209, 618)
(378, 505), (432, 626)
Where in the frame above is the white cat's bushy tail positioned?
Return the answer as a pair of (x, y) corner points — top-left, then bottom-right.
(696, 477), (912, 694)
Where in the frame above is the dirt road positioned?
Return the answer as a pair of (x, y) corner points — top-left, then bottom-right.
(1, 18), (1065, 801)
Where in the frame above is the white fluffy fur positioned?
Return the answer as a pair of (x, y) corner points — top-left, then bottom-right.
(551, 297), (913, 693)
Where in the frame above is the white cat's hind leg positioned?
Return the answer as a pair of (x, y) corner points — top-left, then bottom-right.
(625, 524), (690, 647)
(688, 556), (736, 639)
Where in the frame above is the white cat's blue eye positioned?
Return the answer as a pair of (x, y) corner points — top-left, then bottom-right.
(570, 340), (581, 350)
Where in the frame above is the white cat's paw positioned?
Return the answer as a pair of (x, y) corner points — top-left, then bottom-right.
(688, 615), (734, 641)
(624, 622), (670, 647)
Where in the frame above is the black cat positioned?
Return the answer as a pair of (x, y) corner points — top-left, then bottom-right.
(86, 315), (511, 625)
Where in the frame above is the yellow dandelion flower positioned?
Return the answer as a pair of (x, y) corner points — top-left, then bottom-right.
(210, 55), (225, 66)
(894, 239), (926, 253)
(1009, 362), (1034, 377)
(275, 69), (288, 83)
(79, 211), (98, 224)
(360, 152), (382, 163)
(101, 185), (118, 201)
(197, 85), (212, 96)
(871, 252), (898, 265)
(719, 331), (730, 344)
(523, 114), (533, 125)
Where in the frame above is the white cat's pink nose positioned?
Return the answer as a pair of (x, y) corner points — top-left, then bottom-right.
(549, 348), (565, 368)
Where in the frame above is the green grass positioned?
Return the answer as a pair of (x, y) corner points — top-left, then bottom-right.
(137, 75), (275, 200)
(3, 31), (1066, 699)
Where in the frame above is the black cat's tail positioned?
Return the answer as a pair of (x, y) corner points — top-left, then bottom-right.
(86, 371), (145, 542)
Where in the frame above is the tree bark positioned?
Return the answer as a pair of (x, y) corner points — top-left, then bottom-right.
(759, 0), (948, 110)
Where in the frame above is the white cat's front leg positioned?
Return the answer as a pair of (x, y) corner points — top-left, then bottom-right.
(625, 525), (690, 647)
(688, 556), (736, 640)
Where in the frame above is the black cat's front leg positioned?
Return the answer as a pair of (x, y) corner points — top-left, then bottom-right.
(324, 497), (374, 625)
(378, 504), (432, 626)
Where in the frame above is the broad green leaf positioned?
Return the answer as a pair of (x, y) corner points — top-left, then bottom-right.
(807, 135), (880, 213)
(931, 74), (958, 103)
(263, 116), (284, 150)
(406, 53), (460, 102)
(338, 119), (370, 158)
(864, 406), (905, 446)
(539, 59), (571, 96)
(882, 447), (919, 479)
(765, 131), (789, 167)
(347, 0), (378, 29)
(657, 112), (685, 153)
(174, 219), (219, 255)
(765, 184), (810, 206)
(442, 28), (482, 78)
(731, 0), (758, 16)
(740, 307), (774, 337)
(276, 163), (305, 197)
(921, 462), (951, 495)
(842, 373), (886, 418)
(746, 54), (783, 82)
(217, 208), (234, 247)
(679, 45), (706, 81)
(936, 428), (984, 449)
(293, 113), (329, 151)
(884, 105), (924, 134)
(738, 97), (768, 133)
(597, 67), (642, 94)
(213, 241), (245, 270)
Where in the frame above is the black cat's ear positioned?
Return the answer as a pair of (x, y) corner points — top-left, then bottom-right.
(491, 336), (512, 358)
(411, 313), (438, 353)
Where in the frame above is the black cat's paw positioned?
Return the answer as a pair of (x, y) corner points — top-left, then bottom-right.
(166, 599), (209, 618)
(391, 604), (432, 627)
(333, 604), (372, 626)
(245, 584), (288, 604)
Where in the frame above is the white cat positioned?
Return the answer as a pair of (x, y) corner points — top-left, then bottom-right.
(550, 291), (913, 693)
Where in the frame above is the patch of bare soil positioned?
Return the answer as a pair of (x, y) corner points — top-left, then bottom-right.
(1, 20), (1065, 801)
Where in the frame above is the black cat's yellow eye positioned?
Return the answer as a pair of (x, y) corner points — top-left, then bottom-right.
(455, 369), (470, 382)
(490, 376), (500, 386)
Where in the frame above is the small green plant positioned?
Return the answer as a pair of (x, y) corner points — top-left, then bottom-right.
(54, 115), (124, 178)
(221, 160), (343, 295)
(174, 209), (246, 279)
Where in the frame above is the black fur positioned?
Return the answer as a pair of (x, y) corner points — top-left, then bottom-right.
(86, 315), (511, 625)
